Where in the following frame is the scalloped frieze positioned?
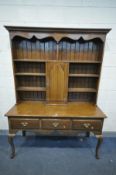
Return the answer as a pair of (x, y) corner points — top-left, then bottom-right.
(10, 31), (105, 42)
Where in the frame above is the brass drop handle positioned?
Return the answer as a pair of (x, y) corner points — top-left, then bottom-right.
(83, 123), (91, 128)
(21, 122), (28, 127)
(91, 126), (94, 130)
(52, 122), (59, 128)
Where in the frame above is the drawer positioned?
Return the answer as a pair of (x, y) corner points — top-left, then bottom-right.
(10, 119), (40, 129)
(72, 119), (102, 131)
(41, 119), (71, 130)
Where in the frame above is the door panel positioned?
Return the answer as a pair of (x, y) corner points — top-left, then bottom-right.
(46, 62), (68, 103)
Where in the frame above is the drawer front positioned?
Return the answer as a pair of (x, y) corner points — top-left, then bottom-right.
(41, 119), (71, 130)
(10, 119), (40, 129)
(72, 120), (102, 131)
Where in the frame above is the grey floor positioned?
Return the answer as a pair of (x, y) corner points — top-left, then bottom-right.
(0, 133), (116, 175)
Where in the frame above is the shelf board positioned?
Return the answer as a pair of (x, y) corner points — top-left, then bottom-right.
(13, 59), (101, 63)
(16, 87), (46, 91)
(14, 59), (46, 62)
(69, 60), (101, 63)
(15, 73), (45, 76)
(68, 88), (97, 92)
(69, 74), (99, 77)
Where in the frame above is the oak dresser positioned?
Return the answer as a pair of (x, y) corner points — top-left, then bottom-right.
(5, 26), (111, 159)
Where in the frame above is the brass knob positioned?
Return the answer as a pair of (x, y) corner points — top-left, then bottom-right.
(21, 122), (28, 127)
(52, 122), (59, 128)
(83, 123), (91, 128)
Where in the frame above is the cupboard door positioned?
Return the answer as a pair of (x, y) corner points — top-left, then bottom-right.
(46, 62), (68, 103)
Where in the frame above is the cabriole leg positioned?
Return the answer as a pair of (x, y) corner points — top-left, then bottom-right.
(95, 135), (103, 159)
(8, 134), (15, 159)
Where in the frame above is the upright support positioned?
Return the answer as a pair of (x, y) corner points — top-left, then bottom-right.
(86, 132), (90, 137)
(22, 131), (26, 137)
(8, 134), (15, 159)
(95, 135), (103, 159)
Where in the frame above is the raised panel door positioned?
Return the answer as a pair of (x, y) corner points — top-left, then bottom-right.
(46, 62), (68, 103)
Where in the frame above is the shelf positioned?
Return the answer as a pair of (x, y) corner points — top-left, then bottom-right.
(16, 87), (46, 91)
(69, 60), (101, 63)
(15, 73), (45, 76)
(13, 59), (101, 64)
(14, 59), (46, 62)
(68, 88), (97, 92)
(69, 74), (99, 77)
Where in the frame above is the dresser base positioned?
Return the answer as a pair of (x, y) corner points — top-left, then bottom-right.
(6, 102), (106, 159)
